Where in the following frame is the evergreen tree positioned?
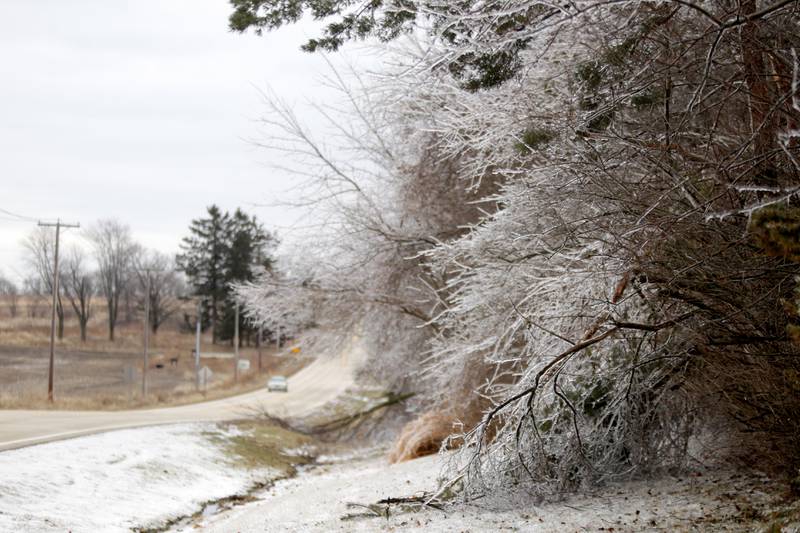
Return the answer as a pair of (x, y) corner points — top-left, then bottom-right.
(177, 206), (277, 344)
(220, 209), (276, 343)
(176, 205), (230, 343)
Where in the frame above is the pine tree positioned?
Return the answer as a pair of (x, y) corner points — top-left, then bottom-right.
(177, 206), (276, 344)
(219, 209), (276, 343)
(176, 205), (230, 343)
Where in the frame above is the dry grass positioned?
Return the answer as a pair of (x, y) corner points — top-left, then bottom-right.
(388, 410), (458, 463)
(219, 419), (315, 471)
(0, 295), (197, 358)
(0, 367), (293, 411)
(0, 295), (309, 410)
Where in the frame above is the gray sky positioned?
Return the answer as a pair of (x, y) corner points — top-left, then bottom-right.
(0, 0), (339, 283)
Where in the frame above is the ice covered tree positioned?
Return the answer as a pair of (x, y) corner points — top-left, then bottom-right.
(233, 0), (800, 497)
(400, 0), (800, 494)
(234, 61), (501, 390)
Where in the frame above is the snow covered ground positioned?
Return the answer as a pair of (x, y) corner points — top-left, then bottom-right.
(0, 423), (274, 532)
(196, 452), (798, 532)
(1, 421), (797, 532)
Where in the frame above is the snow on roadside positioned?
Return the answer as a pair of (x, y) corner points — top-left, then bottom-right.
(0, 423), (274, 532)
(199, 452), (797, 532)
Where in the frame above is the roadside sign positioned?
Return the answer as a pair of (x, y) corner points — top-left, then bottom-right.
(237, 360), (250, 372)
(200, 352), (236, 359)
(199, 366), (213, 388)
(122, 365), (136, 384)
(122, 365), (136, 403)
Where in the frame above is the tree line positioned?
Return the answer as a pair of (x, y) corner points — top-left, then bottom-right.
(0, 205), (276, 347)
(5, 219), (185, 342)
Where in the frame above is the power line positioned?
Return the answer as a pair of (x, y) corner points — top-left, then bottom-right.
(0, 216), (37, 224)
(0, 207), (39, 223)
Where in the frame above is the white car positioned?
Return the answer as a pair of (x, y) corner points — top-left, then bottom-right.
(267, 375), (288, 392)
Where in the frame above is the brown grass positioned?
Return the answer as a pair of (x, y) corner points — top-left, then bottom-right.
(0, 295), (309, 410)
(0, 295), (197, 358)
(0, 367), (298, 411)
(388, 410), (458, 463)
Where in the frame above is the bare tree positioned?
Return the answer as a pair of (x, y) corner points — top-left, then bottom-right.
(86, 219), (135, 341)
(23, 276), (47, 318)
(22, 227), (65, 338)
(0, 273), (18, 318)
(62, 247), (94, 342)
(132, 248), (183, 334)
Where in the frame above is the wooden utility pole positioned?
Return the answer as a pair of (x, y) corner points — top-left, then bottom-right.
(38, 219), (79, 403)
(257, 324), (263, 373)
(142, 271), (151, 397)
(195, 297), (203, 390)
(234, 300), (240, 384)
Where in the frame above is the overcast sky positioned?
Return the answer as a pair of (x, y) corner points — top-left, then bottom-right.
(0, 0), (343, 283)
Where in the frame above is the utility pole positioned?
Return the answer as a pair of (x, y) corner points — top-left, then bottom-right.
(257, 324), (263, 373)
(132, 266), (170, 398)
(234, 300), (240, 384)
(195, 297), (202, 390)
(142, 271), (151, 398)
(38, 219), (79, 403)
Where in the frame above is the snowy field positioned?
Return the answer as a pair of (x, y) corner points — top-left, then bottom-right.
(0, 423), (273, 532)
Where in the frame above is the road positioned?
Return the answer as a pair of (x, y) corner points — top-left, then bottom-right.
(0, 344), (362, 452)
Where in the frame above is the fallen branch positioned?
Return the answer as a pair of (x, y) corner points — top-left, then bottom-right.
(377, 492), (446, 511)
(312, 392), (416, 434)
(340, 491), (447, 521)
(342, 502), (387, 520)
(250, 391), (415, 436)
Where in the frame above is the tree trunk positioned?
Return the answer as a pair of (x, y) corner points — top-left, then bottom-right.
(124, 290), (133, 323)
(740, 0), (777, 186)
(211, 297), (218, 344)
(56, 299), (64, 340)
(108, 299), (115, 341)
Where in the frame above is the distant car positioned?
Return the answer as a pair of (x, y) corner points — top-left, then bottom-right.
(267, 376), (288, 392)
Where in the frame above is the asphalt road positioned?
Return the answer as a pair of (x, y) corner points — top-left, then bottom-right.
(0, 345), (361, 452)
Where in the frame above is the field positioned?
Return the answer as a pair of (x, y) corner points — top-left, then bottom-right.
(0, 296), (307, 410)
